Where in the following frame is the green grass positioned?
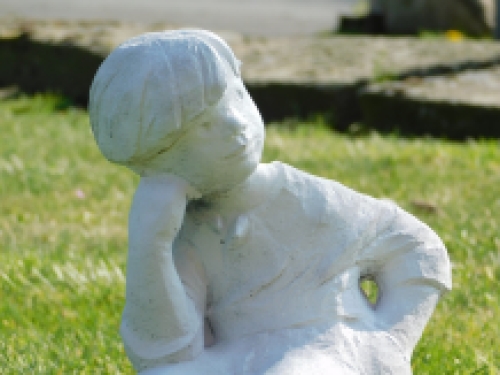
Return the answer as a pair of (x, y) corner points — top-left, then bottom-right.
(1, 95), (499, 373)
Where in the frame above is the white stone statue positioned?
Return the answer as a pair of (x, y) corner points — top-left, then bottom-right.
(89, 30), (451, 375)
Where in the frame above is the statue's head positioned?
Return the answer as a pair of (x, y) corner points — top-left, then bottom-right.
(89, 29), (265, 195)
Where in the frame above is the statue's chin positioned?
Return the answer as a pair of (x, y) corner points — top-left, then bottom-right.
(185, 140), (263, 196)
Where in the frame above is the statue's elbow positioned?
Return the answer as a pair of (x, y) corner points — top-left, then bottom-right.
(120, 317), (203, 372)
(424, 234), (452, 293)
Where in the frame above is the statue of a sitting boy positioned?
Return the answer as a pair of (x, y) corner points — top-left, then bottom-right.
(89, 29), (451, 375)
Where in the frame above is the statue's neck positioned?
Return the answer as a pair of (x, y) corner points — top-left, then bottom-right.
(203, 162), (280, 216)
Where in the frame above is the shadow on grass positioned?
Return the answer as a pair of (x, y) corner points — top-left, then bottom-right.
(0, 33), (103, 107)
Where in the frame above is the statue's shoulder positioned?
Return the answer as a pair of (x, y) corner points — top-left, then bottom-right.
(273, 162), (392, 222)
(275, 161), (366, 197)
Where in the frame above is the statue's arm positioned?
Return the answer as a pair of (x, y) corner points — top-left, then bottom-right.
(120, 175), (204, 371)
(362, 204), (451, 355)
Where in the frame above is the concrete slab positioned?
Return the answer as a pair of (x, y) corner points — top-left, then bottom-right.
(360, 67), (500, 138)
(228, 36), (500, 130)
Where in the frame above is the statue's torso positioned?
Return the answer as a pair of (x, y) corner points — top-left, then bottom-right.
(176, 162), (393, 340)
(169, 162), (413, 374)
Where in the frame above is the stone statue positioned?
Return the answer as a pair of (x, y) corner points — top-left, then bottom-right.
(89, 29), (451, 375)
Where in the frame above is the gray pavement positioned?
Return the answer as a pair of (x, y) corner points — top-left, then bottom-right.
(0, 0), (358, 36)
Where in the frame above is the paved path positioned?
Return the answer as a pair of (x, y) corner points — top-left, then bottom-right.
(0, 0), (356, 36)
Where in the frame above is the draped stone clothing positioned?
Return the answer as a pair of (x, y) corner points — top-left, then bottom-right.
(123, 162), (451, 374)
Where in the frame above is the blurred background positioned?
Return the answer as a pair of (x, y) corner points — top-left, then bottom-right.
(0, 0), (498, 37)
(0, 0), (357, 36)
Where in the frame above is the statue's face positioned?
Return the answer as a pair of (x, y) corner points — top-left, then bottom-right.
(162, 75), (265, 195)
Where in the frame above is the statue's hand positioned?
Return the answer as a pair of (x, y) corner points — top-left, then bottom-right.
(130, 174), (201, 246)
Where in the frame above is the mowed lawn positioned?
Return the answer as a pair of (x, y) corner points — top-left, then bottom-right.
(1, 95), (499, 374)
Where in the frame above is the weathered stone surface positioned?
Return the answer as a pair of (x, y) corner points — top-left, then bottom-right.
(89, 30), (451, 374)
(369, 0), (495, 36)
(361, 67), (500, 138)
